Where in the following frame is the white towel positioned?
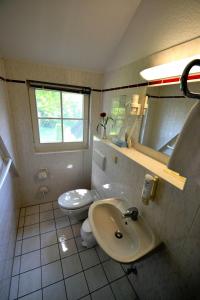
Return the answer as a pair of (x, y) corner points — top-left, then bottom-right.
(168, 101), (200, 185)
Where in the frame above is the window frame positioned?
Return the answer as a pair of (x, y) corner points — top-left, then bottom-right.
(29, 87), (90, 152)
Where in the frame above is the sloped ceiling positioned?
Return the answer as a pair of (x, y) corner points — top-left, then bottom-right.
(0, 0), (141, 72)
(107, 0), (200, 71)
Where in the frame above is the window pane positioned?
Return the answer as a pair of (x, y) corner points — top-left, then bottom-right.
(38, 119), (62, 143)
(35, 89), (61, 118)
(63, 120), (83, 142)
(62, 92), (83, 118)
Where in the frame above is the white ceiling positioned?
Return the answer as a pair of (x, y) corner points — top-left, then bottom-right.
(0, 0), (141, 72)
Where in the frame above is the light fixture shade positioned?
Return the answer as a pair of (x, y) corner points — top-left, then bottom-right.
(140, 55), (200, 80)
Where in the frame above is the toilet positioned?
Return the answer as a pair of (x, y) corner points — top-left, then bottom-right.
(58, 189), (99, 247)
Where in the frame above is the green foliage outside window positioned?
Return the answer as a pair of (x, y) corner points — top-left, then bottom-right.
(35, 89), (84, 143)
(110, 98), (126, 135)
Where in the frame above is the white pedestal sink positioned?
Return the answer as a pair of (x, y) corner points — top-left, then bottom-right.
(89, 198), (160, 263)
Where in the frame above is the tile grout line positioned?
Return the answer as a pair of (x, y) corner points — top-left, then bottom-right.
(17, 207), (25, 298)
(94, 247), (117, 300)
(70, 217), (91, 299)
(17, 214), (72, 241)
(126, 273), (140, 300)
(39, 203), (43, 300)
(13, 203), (134, 300)
(13, 259), (103, 280)
(14, 235), (96, 260)
(9, 206), (22, 300)
(16, 272), (130, 300)
(120, 263), (141, 299)
(52, 203), (69, 300)
(20, 199), (54, 211)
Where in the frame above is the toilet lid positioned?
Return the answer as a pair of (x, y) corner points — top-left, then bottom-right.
(82, 218), (92, 233)
(58, 189), (95, 210)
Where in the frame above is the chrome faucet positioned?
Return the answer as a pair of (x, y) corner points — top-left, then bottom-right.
(122, 207), (138, 221)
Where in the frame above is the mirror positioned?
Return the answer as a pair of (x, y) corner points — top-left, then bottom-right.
(138, 82), (198, 158)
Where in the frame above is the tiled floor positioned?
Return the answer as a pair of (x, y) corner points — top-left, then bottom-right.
(10, 201), (139, 300)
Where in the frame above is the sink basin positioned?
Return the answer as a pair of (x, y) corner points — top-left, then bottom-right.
(89, 198), (160, 263)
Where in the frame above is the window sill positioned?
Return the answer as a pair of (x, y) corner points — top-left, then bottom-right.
(34, 147), (89, 155)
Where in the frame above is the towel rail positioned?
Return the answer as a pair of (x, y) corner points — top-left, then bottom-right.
(0, 136), (19, 191)
(181, 59), (200, 100)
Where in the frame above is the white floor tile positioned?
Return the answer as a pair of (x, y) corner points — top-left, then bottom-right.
(20, 208), (26, 218)
(19, 217), (25, 228)
(12, 256), (21, 276)
(59, 238), (77, 258)
(24, 214), (39, 226)
(85, 265), (108, 292)
(54, 209), (65, 219)
(22, 236), (40, 254)
(9, 275), (19, 300)
(41, 244), (60, 265)
(75, 236), (87, 252)
(40, 202), (53, 213)
(15, 240), (22, 256)
(25, 206), (39, 216)
(57, 226), (73, 242)
(65, 272), (89, 300)
(19, 290), (42, 300)
(41, 231), (57, 248)
(18, 268), (41, 297)
(17, 228), (23, 241)
(62, 254), (82, 278)
(40, 210), (54, 222)
(103, 260), (124, 282)
(69, 215), (81, 225)
(42, 261), (63, 287)
(55, 216), (70, 229)
(20, 250), (40, 273)
(43, 280), (67, 300)
(23, 224), (39, 239)
(96, 246), (110, 262)
(91, 285), (115, 300)
(81, 296), (91, 300)
(40, 220), (55, 234)
(53, 201), (59, 209)
(72, 223), (82, 237)
(80, 249), (100, 270)
(111, 277), (137, 300)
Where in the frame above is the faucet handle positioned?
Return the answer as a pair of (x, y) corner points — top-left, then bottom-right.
(123, 207), (139, 221)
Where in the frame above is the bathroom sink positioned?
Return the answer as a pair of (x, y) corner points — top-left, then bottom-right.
(89, 198), (160, 263)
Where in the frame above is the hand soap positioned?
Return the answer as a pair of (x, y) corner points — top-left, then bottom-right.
(141, 174), (158, 205)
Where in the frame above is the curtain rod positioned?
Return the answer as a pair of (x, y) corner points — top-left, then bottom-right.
(0, 75), (148, 92)
(27, 80), (91, 95)
(2, 74), (199, 94)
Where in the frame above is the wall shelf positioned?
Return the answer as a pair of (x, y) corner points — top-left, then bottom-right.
(94, 136), (186, 190)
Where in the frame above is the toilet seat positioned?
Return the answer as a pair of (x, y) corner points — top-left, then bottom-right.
(58, 189), (98, 210)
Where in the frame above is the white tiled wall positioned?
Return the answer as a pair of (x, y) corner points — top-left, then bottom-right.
(0, 59), (21, 299)
(4, 59), (103, 206)
(92, 138), (200, 299)
(94, 39), (200, 299)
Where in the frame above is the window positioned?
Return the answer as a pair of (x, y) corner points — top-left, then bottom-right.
(29, 86), (90, 152)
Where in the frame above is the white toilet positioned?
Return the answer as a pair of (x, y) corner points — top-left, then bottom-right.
(58, 189), (99, 247)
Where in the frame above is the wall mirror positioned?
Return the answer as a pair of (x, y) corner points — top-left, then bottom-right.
(137, 81), (198, 162)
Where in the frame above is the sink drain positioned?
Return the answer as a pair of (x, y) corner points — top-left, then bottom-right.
(115, 230), (123, 239)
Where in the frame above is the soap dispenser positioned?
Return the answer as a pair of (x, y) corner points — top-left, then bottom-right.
(141, 174), (158, 205)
